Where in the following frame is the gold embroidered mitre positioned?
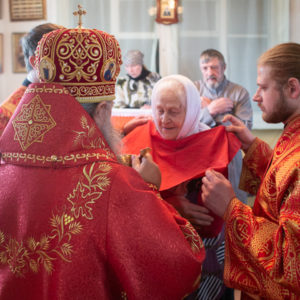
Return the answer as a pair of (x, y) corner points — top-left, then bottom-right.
(34, 6), (122, 103)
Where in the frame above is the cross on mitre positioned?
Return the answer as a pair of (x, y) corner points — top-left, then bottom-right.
(73, 4), (86, 29)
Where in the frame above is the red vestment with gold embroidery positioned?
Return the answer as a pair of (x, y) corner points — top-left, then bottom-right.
(0, 83), (205, 300)
(224, 115), (300, 299)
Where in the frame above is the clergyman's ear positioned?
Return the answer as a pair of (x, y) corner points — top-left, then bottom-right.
(93, 101), (107, 120)
(95, 101), (107, 114)
(93, 101), (111, 129)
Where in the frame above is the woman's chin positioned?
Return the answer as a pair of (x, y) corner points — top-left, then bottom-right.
(160, 130), (178, 140)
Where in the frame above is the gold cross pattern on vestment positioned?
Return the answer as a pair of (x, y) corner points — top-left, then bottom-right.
(73, 4), (86, 29)
(12, 95), (56, 151)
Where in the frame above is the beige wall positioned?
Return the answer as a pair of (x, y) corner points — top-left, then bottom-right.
(290, 0), (300, 41)
(0, 0), (300, 106)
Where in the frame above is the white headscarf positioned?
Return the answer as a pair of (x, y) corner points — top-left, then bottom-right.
(151, 74), (209, 140)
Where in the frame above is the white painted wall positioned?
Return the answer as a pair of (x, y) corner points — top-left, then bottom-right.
(1, 0), (300, 130)
(290, 0), (300, 41)
(251, 0), (300, 129)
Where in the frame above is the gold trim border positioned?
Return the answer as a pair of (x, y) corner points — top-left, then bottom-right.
(25, 84), (116, 102)
(25, 85), (69, 95)
(1, 151), (113, 165)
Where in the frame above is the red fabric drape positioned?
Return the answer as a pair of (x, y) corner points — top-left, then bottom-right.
(123, 121), (241, 191)
(123, 121), (241, 237)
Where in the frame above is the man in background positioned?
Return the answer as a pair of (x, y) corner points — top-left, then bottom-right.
(202, 42), (300, 299)
(0, 23), (61, 136)
(195, 49), (253, 203)
(195, 48), (252, 129)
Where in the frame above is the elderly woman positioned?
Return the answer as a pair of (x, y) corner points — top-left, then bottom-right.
(122, 74), (240, 299)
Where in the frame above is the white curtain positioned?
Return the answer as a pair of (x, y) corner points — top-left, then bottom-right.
(56, 0), (290, 128)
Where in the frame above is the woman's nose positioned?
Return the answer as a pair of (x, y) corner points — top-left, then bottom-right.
(161, 113), (169, 123)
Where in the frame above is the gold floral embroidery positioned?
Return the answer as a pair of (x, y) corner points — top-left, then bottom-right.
(0, 214), (82, 277)
(0, 162), (111, 277)
(73, 115), (114, 157)
(68, 162), (112, 220)
(12, 95), (56, 151)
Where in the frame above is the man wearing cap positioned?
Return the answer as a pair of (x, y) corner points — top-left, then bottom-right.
(0, 8), (205, 300)
(114, 49), (161, 108)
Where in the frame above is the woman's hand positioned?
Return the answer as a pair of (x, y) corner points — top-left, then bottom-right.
(123, 116), (151, 135)
(166, 195), (214, 227)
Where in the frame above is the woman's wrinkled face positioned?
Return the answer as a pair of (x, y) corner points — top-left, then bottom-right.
(154, 82), (186, 140)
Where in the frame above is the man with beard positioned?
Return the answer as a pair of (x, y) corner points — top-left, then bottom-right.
(195, 49), (253, 207)
(0, 8), (205, 300)
(195, 49), (253, 129)
(202, 42), (300, 299)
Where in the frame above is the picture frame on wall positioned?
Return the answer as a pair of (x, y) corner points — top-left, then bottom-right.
(0, 34), (3, 73)
(12, 32), (27, 73)
(155, 0), (179, 25)
(9, 0), (46, 21)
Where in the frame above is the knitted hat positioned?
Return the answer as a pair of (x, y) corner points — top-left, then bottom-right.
(123, 50), (144, 66)
(34, 6), (122, 103)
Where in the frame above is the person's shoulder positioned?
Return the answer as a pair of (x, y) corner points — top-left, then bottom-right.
(226, 79), (248, 92)
(0, 85), (27, 108)
(116, 76), (128, 86)
(193, 79), (204, 91)
(283, 116), (300, 148)
(148, 71), (161, 81)
(225, 79), (250, 99)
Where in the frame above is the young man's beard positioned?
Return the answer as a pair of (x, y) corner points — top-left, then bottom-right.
(263, 90), (294, 124)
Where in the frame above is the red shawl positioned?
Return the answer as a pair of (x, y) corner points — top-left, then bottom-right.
(123, 121), (241, 191)
(123, 121), (241, 237)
